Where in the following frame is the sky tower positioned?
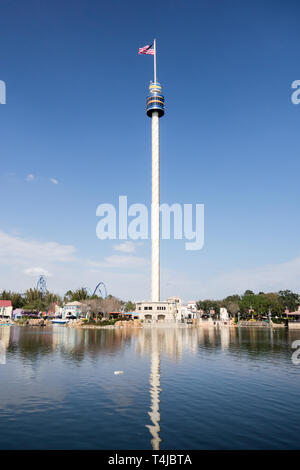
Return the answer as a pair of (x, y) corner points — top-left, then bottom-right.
(145, 39), (165, 302)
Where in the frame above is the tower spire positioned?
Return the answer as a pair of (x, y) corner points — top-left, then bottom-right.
(154, 38), (157, 83)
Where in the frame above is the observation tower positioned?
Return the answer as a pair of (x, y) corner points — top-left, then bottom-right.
(145, 39), (165, 302)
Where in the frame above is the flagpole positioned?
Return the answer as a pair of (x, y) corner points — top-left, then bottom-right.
(154, 38), (157, 83)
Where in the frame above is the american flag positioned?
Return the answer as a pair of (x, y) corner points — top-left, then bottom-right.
(138, 44), (155, 55)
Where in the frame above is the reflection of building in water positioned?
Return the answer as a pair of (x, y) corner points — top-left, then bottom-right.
(136, 327), (183, 361)
(0, 326), (10, 364)
(220, 326), (230, 350)
(0, 326), (11, 348)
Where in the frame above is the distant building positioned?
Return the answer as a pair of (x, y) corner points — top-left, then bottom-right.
(187, 300), (197, 312)
(220, 307), (229, 321)
(0, 300), (13, 319)
(55, 304), (63, 317)
(286, 306), (300, 317)
(12, 308), (24, 319)
(62, 301), (83, 319)
(180, 300), (201, 321)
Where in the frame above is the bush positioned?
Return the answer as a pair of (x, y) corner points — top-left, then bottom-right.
(100, 318), (119, 326)
(271, 317), (286, 324)
(14, 316), (29, 325)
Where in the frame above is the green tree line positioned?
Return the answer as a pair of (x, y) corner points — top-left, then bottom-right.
(196, 290), (300, 318)
(0, 288), (136, 314)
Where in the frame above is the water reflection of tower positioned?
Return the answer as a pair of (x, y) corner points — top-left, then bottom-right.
(136, 327), (202, 449)
(147, 345), (162, 450)
(137, 328), (162, 449)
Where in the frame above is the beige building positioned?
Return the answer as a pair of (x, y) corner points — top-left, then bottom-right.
(135, 297), (182, 323)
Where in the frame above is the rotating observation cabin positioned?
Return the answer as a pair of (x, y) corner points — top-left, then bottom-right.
(146, 82), (165, 117)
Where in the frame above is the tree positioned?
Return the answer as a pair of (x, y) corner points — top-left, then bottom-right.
(260, 292), (282, 315)
(243, 290), (254, 296)
(239, 293), (264, 316)
(64, 288), (89, 302)
(221, 295), (241, 316)
(223, 300), (239, 316)
(80, 297), (122, 319)
(100, 297), (122, 318)
(278, 290), (300, 312)
(45, 292), (62, 309)
(0, 290), (25, 309)
(64, 290), (73, 303)
(23, 288), (46, 312)
(11, 293), (25, 309)
(124, 301), (136, 312)
(196, 300), (221, 314)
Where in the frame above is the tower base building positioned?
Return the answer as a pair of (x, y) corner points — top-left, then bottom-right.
(135, 297), (182, 323)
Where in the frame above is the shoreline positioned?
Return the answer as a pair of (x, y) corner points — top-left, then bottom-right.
(0, 322), (293, 330)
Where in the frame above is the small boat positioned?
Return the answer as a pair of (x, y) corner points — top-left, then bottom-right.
(51, 318), (69, 325)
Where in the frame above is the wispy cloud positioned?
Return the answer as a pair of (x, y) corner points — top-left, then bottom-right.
(86, 255), (147, 269)
(49, 178), (59, 185)
(24, 267), (52, 277)
(26, 174), (35, 182)
(114, 241), (137, 253)
(0, 230), (76, 263)
(203, 256), (300, 298)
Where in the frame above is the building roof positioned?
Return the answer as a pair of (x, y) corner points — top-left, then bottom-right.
(0, 300), (12, 307)
(64, 301), (83, 306)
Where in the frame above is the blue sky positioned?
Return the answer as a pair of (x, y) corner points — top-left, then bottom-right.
(1, 0), (300, 301)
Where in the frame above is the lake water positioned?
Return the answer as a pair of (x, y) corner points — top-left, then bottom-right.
(0, 325), (299, 449)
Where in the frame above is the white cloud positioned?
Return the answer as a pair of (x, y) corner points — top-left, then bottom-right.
(49, 178), (59, 185)
(24, 267), (52, 277)
(161, 255), (300, 301)
(0, 230), (76, 263)
(114, 241), (136, 253)
(26, 174), (34, 182)
(86, 255), (147, 269)
(204, 256), (300, 298)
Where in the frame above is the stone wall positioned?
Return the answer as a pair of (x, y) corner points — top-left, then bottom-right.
(114, 320), (142, 328)
(288, 322), (300, 329)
